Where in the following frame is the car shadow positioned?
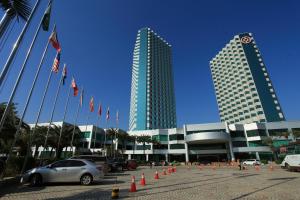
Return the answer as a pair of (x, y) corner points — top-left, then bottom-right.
(0, 183), (46, 198)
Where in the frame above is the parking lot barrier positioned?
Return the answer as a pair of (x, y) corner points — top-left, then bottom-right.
(111, 185), (119, 199)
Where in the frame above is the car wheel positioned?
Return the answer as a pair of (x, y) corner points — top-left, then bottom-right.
(80, 174), (93, 185)
(30, 174), (42, 187)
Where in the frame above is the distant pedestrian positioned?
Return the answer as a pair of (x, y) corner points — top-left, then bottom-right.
(238, 159), (242, 170)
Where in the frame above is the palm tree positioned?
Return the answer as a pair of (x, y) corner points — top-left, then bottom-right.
(115, 129), (129, 157)
(48, 124), (81, 159)
(136, 135), (152, 159)
(127, 135), (136, 158)
(106, 128), (117, 157)
(31, 126), (47, 158)
(292, 130), (300, 141)
(151, 138), (160, 155)
(262, 136), (276, 161)
(0, 0), (32, 39)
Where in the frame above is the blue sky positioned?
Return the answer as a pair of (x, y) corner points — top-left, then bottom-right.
(0, 0), (299, 130)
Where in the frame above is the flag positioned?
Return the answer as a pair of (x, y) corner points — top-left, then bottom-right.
(62, 64), (67, 85)
(42, 2), (52, 31)
(71, 77), (79, 96)
(89, 96), (94, 112)
(106, 107), (110, 120)
(98, 104), (102, 116)
(52, 52), (60, 73)
(116, 110), (119, 123)
(80, 89), (84, 107)
(49, 29), (61, 52)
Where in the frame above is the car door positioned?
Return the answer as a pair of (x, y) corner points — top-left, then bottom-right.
(65, 160), (87, 182)
(47, 160), (71, 182)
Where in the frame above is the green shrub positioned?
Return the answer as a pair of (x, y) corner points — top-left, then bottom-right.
(4, 156), (36, 177)
(260, 160), (268, 164)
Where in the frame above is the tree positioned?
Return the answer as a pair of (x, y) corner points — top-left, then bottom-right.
(30, 126), (47, 158)
(48, 124), (81, 159)
(106, 128), (117, 157)
(30, 124), (81, 159)
(292, 129), (300, 141)
(0, 0), (32, 39)
(127, 135), (137, 157)
(136, 135), (152, 157)
(115, 129), (129, 157)
(0, 102), (29, 154)
(262, 136), (276, 161)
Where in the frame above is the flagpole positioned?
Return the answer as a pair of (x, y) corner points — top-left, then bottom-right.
(84, 111), (91, 149)
(94, 102), (101, 152)
(0, 0), (42, 88)
(105, 119), (108, 157)
(0, 25), (54, 179)
(0, 0), (52, 133)
(56, 84), (71, 157)
(70, 87), (83, 156)
(39, 65), (64, 163)
(114, 110), (119, 158)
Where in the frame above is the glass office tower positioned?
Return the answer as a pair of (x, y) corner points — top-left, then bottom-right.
(129, 28), (177, 131)
(210, 33), (285, 124)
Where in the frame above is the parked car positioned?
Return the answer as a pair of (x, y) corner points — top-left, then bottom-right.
(70, 155), (109, 175)
(281, 154), (300, 171)
(125, 159), (138, 170)
(242, 159), (261, 166)
(21, 159), (104, 186)
(107, 157), (126, 171)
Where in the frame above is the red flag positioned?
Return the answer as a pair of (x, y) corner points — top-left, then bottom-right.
(52, 52), (60, 73)
(80, 89), (84, 107)
(71, 77), (79, 96)
(49, 29), (61, 52)
(106, 107), (110, 121)
(89, 96), (94, 112)
(98, 104), (102, 116)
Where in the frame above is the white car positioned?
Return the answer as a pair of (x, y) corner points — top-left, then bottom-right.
(21, 159), (104, 186)
(242, 159), (261, 166)
(281, 154), (300, 171)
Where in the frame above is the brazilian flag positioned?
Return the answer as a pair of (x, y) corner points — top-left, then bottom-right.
(42, 3), (52, 31)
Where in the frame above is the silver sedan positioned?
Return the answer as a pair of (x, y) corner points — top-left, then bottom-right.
(21, 159), (104, 186)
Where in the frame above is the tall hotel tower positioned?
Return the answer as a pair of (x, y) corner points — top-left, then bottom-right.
(129, 28), (177, 131)
(210, 33), (285, 124)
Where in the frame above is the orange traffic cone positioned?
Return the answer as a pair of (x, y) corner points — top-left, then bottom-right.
(198, 165), (202, 170)
(211, 165), (216, 170)
(154, 170), (159, 179)
(173, 166), (177, 172)
(255, 165), (260, 171)
(162, 168), (167, 175)
(130, 176), (137, 192)
(140, 173), (146, 186)
(269, 165), (274, 171)
(168, 167), (172, 174)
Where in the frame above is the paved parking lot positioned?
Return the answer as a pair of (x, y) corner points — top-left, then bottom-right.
(1, 165), (300, 200)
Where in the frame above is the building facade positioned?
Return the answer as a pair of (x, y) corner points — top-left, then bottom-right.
(124, 121), (300, 162)
(129, 27), (177, 131)
(210, 33), (285, 124)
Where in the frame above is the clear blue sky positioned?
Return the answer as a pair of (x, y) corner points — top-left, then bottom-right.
(0, 0), (299, 130)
